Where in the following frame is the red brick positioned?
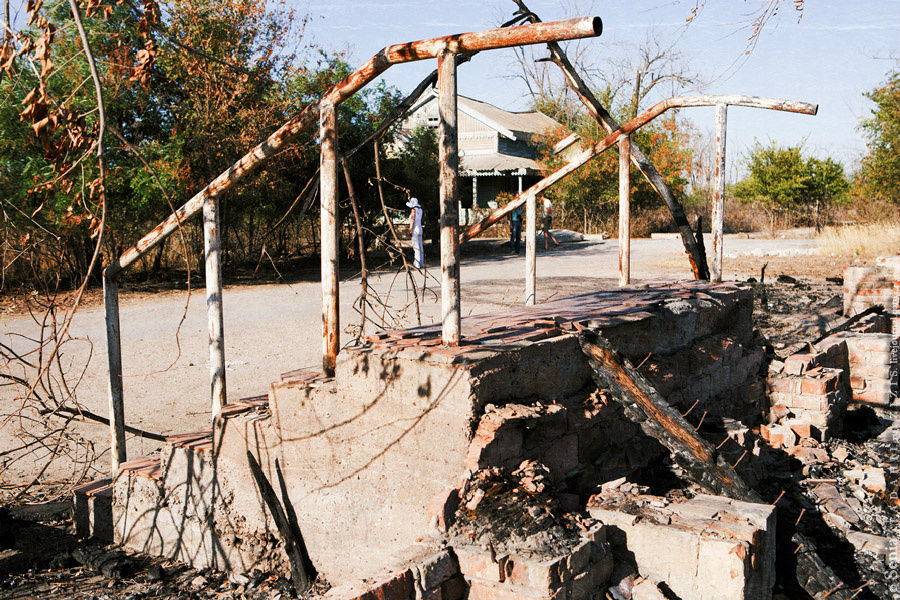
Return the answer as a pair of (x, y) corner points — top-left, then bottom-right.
(787, 446), (829, 464)
(370, 570), (414, 600)
(456, 546), (504, 584)
(786, 420), (812, 439)
(428, 488), (460, 532)
(467, 581), (561, 600)
(800, 373), (838, 395)
(767, 376), (799, 394)
(505, 553), (565, 590)
(784, 354), (815, 375)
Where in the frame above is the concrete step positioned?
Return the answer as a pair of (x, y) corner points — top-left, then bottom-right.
(72, 477), (113, 541)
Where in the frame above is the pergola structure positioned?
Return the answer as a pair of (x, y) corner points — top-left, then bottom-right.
(100, 10), (816, 477)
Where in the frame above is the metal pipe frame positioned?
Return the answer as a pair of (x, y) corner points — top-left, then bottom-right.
(618, 135), (631, 287)
(461, 94), (816, 245)
(100, 17), (604, 470)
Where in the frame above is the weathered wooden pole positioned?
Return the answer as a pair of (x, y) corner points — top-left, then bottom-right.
(320, 102), (340, 374)
(525, 193), (537, 306)
(711, 102), (728, 283)
(438, 50), (461, 345)
(102, 272), (127, 470)
(203, 194), (227, 418)
(618, 135), (631, 286)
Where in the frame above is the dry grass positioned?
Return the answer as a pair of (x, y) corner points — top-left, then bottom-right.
(816, 221), (900, 258)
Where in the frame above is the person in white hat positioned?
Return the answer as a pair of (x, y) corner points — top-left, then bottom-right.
(407, 197), (424, 269)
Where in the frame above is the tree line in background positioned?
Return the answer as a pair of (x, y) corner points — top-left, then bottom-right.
(0, 0), (898, 293)
(0, 0), (442, 292)
(534, 58), (900, 237)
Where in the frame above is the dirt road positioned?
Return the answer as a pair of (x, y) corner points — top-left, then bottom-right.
(1, 233), (826, 484)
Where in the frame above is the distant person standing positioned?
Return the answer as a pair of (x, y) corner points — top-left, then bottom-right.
(509, 206), (522, 254)
(407, 197), (424, 269)
(542, 197), (560, 250)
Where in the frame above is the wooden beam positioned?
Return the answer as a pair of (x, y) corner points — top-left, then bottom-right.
(320, 102), (340, 375)
(618, 135), (631, 287)
(203, 194), (227, 418)
(102, 275), (127, 471)
(438, 50), (461, 345)
(711, 103), (727, 283)
(577, 330), (854, 599)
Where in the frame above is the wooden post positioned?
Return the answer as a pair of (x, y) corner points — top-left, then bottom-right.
(320, 102), (340, 374)
(711, 102), (728, 283)
(203, 194), (227, 419)
(103, 272), (127, 471)
(618, 135), (631, 287)
(438, 50), (461, 345)
(525, 193), (536, 306)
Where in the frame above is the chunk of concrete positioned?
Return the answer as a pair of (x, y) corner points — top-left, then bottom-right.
(588, 494), (776, 600)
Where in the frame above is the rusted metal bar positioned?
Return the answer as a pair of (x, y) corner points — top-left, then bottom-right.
(438, 50), (461, 345)
(106, 17), (603, 278)
(711, 103), (727, 283)
(102, 274), (127, 471)
(618, 135), (630, 286)
(320, 102), (340, 374)
(203, 194), (227, 417)
(511, 0), (708, 280)
(461, 94), (817, 243)
(525, 191), (536, 306)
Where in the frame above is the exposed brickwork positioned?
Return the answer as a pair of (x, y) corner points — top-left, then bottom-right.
(455, 525), (612, 600)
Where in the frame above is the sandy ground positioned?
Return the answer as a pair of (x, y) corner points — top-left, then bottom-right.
(1, 232), (850, 486)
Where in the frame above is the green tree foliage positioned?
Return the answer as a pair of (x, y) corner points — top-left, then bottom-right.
(383, 125), (439, 241)
(537, 95), (694, 229)
(857, 65), (900, 203)
(0, 0), (403, 287)
(733, 142), (848, 209)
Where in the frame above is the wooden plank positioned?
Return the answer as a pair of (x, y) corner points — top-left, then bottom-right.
(438, 50), (461, 345)
(203, 194), (227, 418)
(711, 103), (727, 283)
(246, 452), (315, 595)
(618, 135), (631, 287)
(102, 275), (127, 471)
(320, 102), (340, 375)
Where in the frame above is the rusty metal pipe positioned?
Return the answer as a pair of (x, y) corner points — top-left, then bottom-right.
(106, 17), (603, 278)
(461, 94), (817, 242)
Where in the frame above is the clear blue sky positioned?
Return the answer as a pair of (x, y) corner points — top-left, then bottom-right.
(290, 1), (899, 179)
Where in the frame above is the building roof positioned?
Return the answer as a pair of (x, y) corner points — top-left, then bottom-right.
(456, 95), (561, 141)
(459, 153), (542, 176)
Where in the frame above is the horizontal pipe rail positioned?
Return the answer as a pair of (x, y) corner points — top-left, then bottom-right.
(460, 94), (817, 242)
(105, 17), (603, 280)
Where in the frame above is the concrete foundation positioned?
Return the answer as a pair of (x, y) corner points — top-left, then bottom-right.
(588, 493), (777, 600)
(84, 282), (772, 595)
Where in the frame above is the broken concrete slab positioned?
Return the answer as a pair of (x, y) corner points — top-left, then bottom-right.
(587, 493), (776, 600)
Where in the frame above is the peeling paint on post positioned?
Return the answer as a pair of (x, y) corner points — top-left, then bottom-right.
(103, 272), (127, 470)
(711, 103), (727, 283)
(525, 193), (536, 306)
(618, 135), (631, 287)
(203, 195), (227, 419)
(320, 102), (340, 374)
(438, 50), (461, 345)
